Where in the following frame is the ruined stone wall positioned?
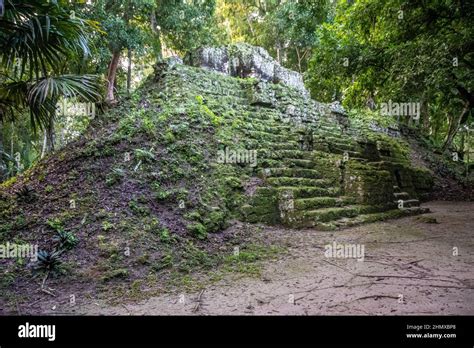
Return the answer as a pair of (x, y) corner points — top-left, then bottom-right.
(185, 43), (309, 97)
(163, 47), (433, 228)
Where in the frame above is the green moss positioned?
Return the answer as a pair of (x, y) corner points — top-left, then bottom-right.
(128, 199), (150, 216)
(223, 244), (283, 276)
(177, 242), (216, 273)
(203, 210), (225, 233)
(152, 254), (173, 271)
(101, 268), (129, 282)
(0, 176), (17, 189)
(101, 220), (115, 232)
(134, 148), (156, 163)
(106, 167), (125, 187)
(186, 222), (207, 240)
(163, 130), (175, 143)
(159, 227), (171, 243)
(153, 185), (171, 201)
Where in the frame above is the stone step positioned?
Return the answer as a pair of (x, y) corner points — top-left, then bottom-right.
(329, 142), (359, 152)
(268, 150), (315, 160)
(368, 161), (394, 169)
(293, 196), (357, 211)
(379, 155), (409, 164)
(345, 157), (368, 163)
(327, 147), (362, 157)
(393, 191), (409, 199)
(244, 129), (299, 142)
(277, 186), (340, 199)
(246, 110), (285, 121)
(269, 142), (301, 150)
(318, 206), (430, 230)
(266, 177), (332, 187)
(318, 124), (342, 132)
(239, 124), (293, 134)
(393, 198), (420, 208)
(261, 167), (324, 179)
(258, 158), (288, 168)
(233, 115), (287, 127)
(245, 140), (301, 151)
(287, 205), (377, 227)
(316, 131), (344, 139)
(314, 135), (354, 145)
(284, 158), (320, 169)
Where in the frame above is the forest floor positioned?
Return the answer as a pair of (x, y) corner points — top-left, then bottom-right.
(34, 201), (474, 315)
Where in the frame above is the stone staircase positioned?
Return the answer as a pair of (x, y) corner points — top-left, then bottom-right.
(163, 54), (432, 230)
(237, 100), (429, 230)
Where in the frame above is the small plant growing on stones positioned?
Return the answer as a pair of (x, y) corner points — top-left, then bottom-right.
(159, 227), (171, 243)
(15, 186), (37, 203)
(35, 249), (63, 271)
(134, 148), (156, 163)
(52, 230), (79, 250)
(186, 222), (207, 240)
(106, 167), (125, 186)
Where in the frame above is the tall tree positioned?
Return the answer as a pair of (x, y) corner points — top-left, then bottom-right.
(155, 0), (220, 55)
(0, 0), (101, 165)
(217, 0), (330, 72)
(306, 0), (474, 151)
(84, 0), (219, 105)
(78, 0), (154, 105)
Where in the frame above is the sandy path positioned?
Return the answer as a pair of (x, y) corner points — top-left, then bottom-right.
(70, 201), (474, 315)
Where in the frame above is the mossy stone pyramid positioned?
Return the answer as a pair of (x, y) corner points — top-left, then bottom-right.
(183, 43), (432, 230)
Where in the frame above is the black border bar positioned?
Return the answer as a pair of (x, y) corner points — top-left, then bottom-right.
(0, 315), (472, 346)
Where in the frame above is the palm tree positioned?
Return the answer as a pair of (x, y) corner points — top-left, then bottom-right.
(0, 0), (102, 165)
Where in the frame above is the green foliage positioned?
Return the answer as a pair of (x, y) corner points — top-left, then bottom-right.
(196, 95), (222, 126)
(157, 0), (220, 54)
(306, 0), (474, 150)
(15, 186), (37, 203)
(52, 230), (79, 250)
(0, 0), (102, 129)
(102, 220), (115, 232)
(217, 0), (330, 72)
(152, 183), (171, 201)
(102, 268), (129, 281)
(35, 249), (63, 271)
(134, 148), (156, 163)
(159, 227), (171, 243)
(106, 168), (125, 186)
(186, 222), (207, 240)
(46, 218), (64, 232)
(128, 199), (150, 216)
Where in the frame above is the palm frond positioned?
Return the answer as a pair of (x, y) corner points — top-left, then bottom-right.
(0, 74), (102, 129)
(0, 0), (100, 79)
(0, 0), (103, 129)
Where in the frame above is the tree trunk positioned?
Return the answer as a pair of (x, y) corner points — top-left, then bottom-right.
(442, 103), (469, 152)
(150, 10), (162, 60)
(10, 121), (14, 158)
(0, 123), (7, 181)
(127, 48), (132, 95)
(106, 50), (121, 105)
(295, 48), (302, 73)
(41, 116), (55, 157)
(421, 96), (429, 134)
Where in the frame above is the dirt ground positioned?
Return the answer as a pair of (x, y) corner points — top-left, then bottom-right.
(47, 201), (474, 315)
